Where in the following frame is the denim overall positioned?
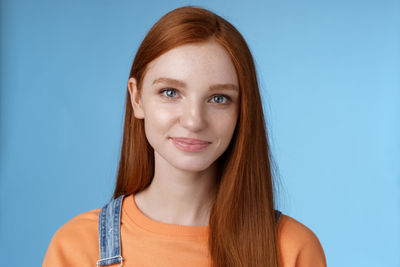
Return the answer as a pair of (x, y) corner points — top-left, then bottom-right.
(96, 195), (282, 266)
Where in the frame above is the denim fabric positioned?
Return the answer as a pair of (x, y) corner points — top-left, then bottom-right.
(274, 210), (282, 223)
(96, 194), (282, 266)
(97, 195), (125, 267)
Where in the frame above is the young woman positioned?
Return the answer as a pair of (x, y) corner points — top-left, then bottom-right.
(43, 6), (326, 267)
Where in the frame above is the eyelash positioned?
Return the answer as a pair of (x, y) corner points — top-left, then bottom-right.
(159, 88), (232, 104)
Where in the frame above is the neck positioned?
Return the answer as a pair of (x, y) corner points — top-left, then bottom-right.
(134, 162), (218, 226)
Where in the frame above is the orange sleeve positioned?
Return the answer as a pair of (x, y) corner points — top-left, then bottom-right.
(42, 209), (100, 267)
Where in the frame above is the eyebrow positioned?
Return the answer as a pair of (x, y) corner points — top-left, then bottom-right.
(152, 77), (239, 92)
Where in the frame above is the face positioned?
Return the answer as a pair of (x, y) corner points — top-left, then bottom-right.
(128, 40), (239, 173)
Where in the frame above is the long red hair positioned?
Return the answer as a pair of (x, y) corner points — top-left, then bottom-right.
(113, 5), (281, 266)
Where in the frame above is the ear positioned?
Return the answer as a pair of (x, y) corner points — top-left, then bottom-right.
(128, 77), (145, 119)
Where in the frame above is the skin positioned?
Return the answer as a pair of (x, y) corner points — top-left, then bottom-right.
(128, 39), (327, 266)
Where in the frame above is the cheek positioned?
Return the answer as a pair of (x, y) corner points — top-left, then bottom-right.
(210, 109), (238, 140)
(143, 104), (177, 139)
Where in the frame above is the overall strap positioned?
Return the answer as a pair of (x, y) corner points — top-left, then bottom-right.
(97, 195), (125, 267)
(274, 209), (282, 223)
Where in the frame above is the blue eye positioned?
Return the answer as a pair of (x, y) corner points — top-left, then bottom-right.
(211, 95), (230, 104)
(160, 88), (178, 98)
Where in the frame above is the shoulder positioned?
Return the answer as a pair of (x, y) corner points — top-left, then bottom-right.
(43, 208), (100, 266)
(51, 208), (100, 242)
(277, 214), (327, 267)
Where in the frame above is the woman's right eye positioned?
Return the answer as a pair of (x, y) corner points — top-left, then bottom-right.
(159, 88), (178, 98)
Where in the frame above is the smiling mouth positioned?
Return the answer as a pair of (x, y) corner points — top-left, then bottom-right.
(170, 137), (211, 152)
(171, 137), (211, 144)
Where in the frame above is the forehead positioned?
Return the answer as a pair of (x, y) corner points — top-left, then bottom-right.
(143, 40), (239, 86)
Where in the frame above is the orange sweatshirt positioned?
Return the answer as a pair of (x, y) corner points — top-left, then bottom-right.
(43, 193), (212, 266)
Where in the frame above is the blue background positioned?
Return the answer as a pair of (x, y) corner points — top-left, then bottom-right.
(1, 0), (399, 266)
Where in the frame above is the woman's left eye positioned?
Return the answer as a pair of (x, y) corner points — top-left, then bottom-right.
(211, 95), (231, 104)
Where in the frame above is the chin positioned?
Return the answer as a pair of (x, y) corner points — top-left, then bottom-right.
(171, 159), (214, 172)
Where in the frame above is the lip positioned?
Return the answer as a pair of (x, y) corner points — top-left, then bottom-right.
(170, 137), (211, 152)
(171, 137), (211, 144)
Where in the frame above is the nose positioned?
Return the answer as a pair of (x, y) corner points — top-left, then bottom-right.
(179, 100), (207, 132)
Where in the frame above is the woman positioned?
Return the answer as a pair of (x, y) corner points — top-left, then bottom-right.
(43, 6), (326, 267)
